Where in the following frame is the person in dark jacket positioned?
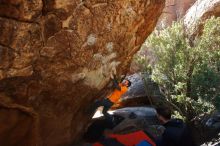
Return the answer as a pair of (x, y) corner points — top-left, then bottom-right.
(155, 107), (195, 146)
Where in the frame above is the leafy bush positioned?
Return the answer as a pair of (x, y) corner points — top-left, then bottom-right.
(136, 17), (220, 120)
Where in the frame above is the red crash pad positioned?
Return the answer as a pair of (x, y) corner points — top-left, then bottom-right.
(109, 131), (156, 146)
(93, 143), (103, 146)
(93, 130), (156, 146)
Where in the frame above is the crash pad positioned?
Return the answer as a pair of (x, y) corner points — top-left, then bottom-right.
(109, 131), (156, 146)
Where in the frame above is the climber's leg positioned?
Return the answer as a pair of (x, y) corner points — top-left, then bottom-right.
(102, 98), (114, 118)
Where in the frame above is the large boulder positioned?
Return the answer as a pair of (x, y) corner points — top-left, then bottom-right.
(184, 0), (220, 35)
(0, 0), (165, 145)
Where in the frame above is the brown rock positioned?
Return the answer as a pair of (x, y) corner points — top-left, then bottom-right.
(157, 0), (196, 28)
(0, 0), (165, 145)
(0, 17), (42, 79)
(184, 0), (220, 35)
(0, 94), (40, 146)
(0, 0), (42, 21)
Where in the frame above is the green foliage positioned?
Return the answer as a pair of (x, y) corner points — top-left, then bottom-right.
(136, 17), (220, 120)
(192, 64), (220, 108)
(134, 55), (152, 74)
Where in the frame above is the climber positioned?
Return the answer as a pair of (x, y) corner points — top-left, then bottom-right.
(155, 106), (195, 146)
(91, 73), (131, 119)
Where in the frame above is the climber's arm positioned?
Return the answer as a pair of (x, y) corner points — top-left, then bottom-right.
(110, 73), (121, 91)
(119, 73), (127, 83)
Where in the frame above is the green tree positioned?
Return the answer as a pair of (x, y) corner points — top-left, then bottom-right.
(138, 17), (220, 120)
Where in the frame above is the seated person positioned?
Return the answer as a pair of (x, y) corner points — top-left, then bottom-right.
(155, 106), (195, 146)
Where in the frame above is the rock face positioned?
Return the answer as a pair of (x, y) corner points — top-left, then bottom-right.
(0, 95), (40, 146)
(184, 0), (220, 35)
(0, 0), (165, 145)
(157, 0), (196, 28)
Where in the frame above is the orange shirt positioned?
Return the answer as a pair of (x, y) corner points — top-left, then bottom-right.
(108, 83), (128, 103)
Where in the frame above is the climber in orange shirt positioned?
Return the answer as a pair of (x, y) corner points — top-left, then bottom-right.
(92, 73), (131, 118)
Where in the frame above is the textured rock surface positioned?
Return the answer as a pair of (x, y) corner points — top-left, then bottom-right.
(184, 0), (220, 35)
(0, 94), (40, 146)
(0, 0), (165, 145)
(157, 0), (196, 28)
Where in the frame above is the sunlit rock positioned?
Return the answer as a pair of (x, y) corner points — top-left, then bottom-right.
(184, 0), (220, 35)
(0, 0), (165, 145)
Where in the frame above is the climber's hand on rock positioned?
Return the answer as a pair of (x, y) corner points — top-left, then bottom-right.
(121, 74), (126, 80)
(110, 68), (117, 79)
(110, 72), (114, 79)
